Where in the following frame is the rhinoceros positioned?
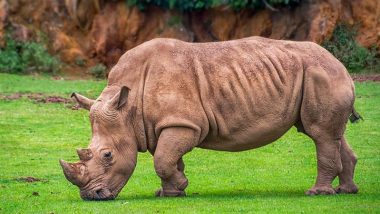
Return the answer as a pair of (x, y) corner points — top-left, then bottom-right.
(60, 37), (360, 200)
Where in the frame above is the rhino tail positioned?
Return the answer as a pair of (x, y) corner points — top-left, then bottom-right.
(349, 107), (363, 123)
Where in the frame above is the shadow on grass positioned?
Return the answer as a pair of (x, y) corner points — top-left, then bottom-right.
(111, 189), (310, 202)
(60, 184), (366, 203)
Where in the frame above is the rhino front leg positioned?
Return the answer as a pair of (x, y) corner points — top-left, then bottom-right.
(153, 127), (199, 197)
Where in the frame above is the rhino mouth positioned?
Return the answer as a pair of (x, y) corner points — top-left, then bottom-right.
(80, 187), (115, 201)
(79, 178), (128, 201)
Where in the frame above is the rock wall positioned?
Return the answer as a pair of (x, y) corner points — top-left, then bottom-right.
(0, 0), (379, 75)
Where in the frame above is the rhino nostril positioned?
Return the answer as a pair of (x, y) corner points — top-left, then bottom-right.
(95, 189), (102, 197)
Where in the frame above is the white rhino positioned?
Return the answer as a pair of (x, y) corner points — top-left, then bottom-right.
(60, 37), (360, 200)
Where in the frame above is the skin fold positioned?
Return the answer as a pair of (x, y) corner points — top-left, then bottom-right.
(60, 36), (359, 200)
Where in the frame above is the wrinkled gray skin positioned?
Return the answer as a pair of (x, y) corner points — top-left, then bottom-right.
(60, 37), (359, 200)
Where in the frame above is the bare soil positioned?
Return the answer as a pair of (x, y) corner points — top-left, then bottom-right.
(26, 94), (72, 104)
(0, 93), (81, 109)
(0, 93), (72, 103)
(15, 177), (45, 183)
(351, 74), (380, 82)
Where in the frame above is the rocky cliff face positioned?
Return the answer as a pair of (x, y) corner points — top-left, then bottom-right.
(0, 0), (378, 75)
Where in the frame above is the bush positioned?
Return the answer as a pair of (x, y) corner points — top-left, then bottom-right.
(89, 64), (107, 79)
(323, 24), (379, 73)
(0, 36), (61, 74)
(126, 0), (301, 11)
(75, 56), (86, 67)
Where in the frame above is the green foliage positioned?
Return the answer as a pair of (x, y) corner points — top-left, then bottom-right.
(0, 36), (60, 74)
(74, 56), (86, 67)
(89, 63), (107, 79)
(167, 15), (183, 27)
(126, 0), (301, 11)
(323, 24), (380, 73)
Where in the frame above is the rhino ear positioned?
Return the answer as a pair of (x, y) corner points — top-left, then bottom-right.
(110, 86), (130, 110)
(71, 93), (95, 110)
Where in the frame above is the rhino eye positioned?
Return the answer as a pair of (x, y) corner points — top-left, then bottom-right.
(104, 151), (112, 158)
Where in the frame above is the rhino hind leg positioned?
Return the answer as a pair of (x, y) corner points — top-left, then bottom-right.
(300, 66), (355, 195)
(305, 137), (342, 195)
(153, 127), (199, 197)
(335, 137), (358, 194)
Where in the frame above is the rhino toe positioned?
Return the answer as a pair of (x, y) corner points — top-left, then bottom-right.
(155, 188), (186, 197)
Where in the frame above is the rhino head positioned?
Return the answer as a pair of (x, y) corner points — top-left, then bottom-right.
(60, 86), (138, 200)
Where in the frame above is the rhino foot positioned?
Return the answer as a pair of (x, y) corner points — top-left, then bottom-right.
(335, 184), (358, 194)
(306, 186), (336, 195)
(155, 188), (186, 197)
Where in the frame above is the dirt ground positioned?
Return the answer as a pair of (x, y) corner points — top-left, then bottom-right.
(0, 93), (80, 109)
(350, 74), (380, 82)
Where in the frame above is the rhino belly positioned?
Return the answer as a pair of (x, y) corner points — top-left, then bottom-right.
(198, 114), (296, 152)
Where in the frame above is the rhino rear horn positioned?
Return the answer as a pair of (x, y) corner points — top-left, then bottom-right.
(71, 93), (95, 110)
(77, 148), (93, 161)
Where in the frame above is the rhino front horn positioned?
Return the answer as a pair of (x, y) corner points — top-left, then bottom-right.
(59, 159), (85, 187)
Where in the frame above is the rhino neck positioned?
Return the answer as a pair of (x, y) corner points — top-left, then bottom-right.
(129, 94), (147, 152)
(97, 85), (147, 153)
(105, 57), (149, 153)
(126, 68), (148, 153)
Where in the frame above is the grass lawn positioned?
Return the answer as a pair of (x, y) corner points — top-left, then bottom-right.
(0, 73), (379, 213)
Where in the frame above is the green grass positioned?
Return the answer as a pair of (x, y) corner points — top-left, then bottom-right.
(0, 73), (379, 213)
(0, 73), (105, 97)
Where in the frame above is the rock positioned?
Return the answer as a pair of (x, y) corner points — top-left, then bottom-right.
(152, 10), (194, 42)
(8, 0), (50, 25)
(64, 0), (100, 30)
(270, 7), (301, 40)
(188, 0), (342, 43)
(190, 11), (215, 42)
(350, 0), (380, 48)
(10, 23), (32, 42)
(52, 31), (85, 63)
(209, 6), (237, 41)
(123, 6), (145, 50)
(88, 1), (132, 66)
(88, 4), (194, 66)
(306, 0), (340, 43)
(60, 48), (85, 64)
(0, 0), (8, 47)
(2, 0), (378, 75)
(234, 10), (272, 39)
